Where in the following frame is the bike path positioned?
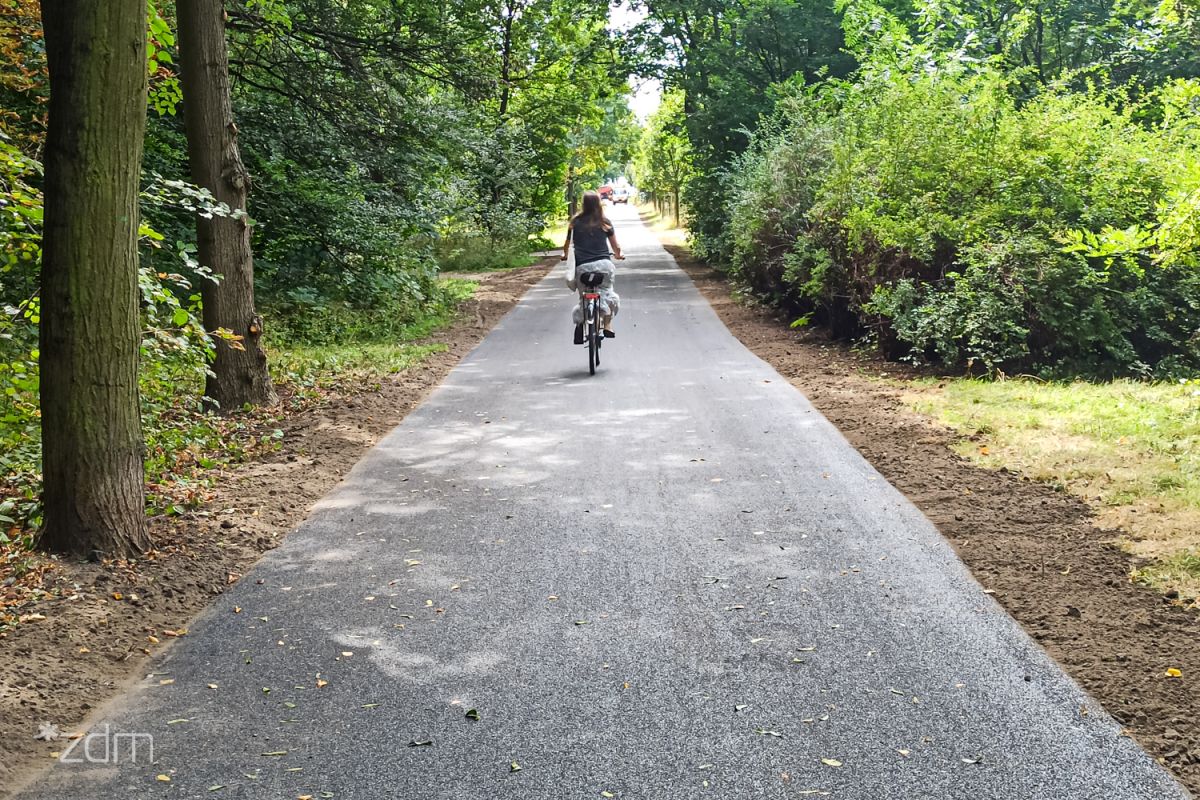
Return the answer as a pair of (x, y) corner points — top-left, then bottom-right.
(20, 207), (1188, 799)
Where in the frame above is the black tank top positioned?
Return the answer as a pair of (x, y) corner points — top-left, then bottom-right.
(572, 220), (614, 266)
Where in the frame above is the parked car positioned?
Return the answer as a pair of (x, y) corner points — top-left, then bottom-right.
(613, 188), (630, 204)
(598, 185), (614, 200)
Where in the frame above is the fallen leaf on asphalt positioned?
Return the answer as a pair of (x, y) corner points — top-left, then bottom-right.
(261, 751), (288, 757)
(159, 679), (175, 686)
(341, 651), (353, 657)
(465, 708), (480, 721)
(1166, 668), (1183, 678)
(207, 785), (224, 792)
(724, 605), (745, 611)
(407, 740), (433, 747)
(405, 560), (422, 567)
(602, 792), (615, 798)
(156, 774), (171, 782)
(510, 761), (522, 772)
(797, 791), (830, 796)
(897, 749), (910, 757)
(166, 719), (188, 725)
(207, 683), (218, 689)
(754, 728), (782, 737)
(734, 704), (748, 712)
(316, 677), (328, 688)
(362, 703), (380, 709)
(961, 757), (980, 764)
(820, 758), (842, 767)
(574, 620), (590, 626)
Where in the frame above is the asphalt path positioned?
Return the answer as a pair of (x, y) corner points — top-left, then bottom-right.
(21, 206), (1188, 799)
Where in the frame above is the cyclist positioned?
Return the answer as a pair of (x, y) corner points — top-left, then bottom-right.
(562, 190), (624, 344)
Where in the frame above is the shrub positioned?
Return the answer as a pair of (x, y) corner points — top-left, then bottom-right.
(723, 64), (1200, 377)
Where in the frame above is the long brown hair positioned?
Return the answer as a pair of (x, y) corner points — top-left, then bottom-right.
(572, 190), (611, 232)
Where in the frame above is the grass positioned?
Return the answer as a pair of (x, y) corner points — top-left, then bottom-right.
(637, 203), (688, 247)
(904, 377), (1200, 598)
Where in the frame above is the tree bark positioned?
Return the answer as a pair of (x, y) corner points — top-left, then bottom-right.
(177, 0), (277, 411)
(39, 0), (150, 556)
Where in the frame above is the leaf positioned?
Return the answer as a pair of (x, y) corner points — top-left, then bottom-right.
(754, 728), (782, 737)
(574, 620), (590, 626)
(465, 708), (480, 721)
(509, 761), (522, 773)
(156, 774), (172, 782)
(407, 740), (433, 747)
(261, 751), (288, 757)
(820, 758), (842, 767)
(1166, 668), (1183, 678)
(207, 786), (225, 792)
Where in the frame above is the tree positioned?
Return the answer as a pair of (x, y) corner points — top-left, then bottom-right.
(39, 0), (149, 556)
(177, 0), (276, 410)
(635, 90), (691, 226)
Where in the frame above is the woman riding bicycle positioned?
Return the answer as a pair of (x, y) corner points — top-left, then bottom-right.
(562, 190), (624, 344)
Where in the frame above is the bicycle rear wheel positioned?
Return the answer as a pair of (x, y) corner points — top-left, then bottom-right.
(588, 300), (599, 375)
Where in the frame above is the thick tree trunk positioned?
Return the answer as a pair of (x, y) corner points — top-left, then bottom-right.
(39, 0), (149, 557)
(177, 0), (276, 411)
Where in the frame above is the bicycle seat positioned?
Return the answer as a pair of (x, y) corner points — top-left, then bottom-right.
(579, 271), (606, 288)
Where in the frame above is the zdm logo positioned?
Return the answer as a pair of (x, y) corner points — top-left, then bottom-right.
(53, 725), (155, 764)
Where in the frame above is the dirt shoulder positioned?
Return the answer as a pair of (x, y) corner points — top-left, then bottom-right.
(667, 243), (1200, 793)
(0, 261), (552, 796)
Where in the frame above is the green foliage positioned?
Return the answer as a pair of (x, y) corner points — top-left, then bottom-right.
(711, 2), (1200, 377)
(271, 278), (477, 347)
(632, 90), (692, 222)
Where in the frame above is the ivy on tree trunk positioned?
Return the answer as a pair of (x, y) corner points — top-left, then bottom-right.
(39, 0), (150, 557)
(177, 0), (277, 412)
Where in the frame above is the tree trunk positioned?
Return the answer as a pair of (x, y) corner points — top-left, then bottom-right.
(39, 0), (149, 557)
(673, 186), (681, 227)
(177, 0), (276, 411)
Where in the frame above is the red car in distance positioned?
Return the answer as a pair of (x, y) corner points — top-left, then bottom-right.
(598, 185), (614, 200)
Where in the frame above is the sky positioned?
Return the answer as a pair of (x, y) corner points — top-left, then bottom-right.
(609, 1), (662, 121)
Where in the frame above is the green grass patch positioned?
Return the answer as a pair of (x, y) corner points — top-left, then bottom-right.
(904, 377), (1200, 598)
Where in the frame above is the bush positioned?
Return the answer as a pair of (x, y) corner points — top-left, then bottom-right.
(722, 64), (1200, 377)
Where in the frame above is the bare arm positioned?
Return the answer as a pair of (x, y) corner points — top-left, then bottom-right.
(608, 231), (625, 260)
(562, 226), (572, 261)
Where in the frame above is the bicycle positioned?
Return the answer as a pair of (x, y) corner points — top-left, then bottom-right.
(577, 270), (606, 375)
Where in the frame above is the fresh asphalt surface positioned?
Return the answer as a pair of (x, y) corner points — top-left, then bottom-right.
(22, 208), (1188, 799)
